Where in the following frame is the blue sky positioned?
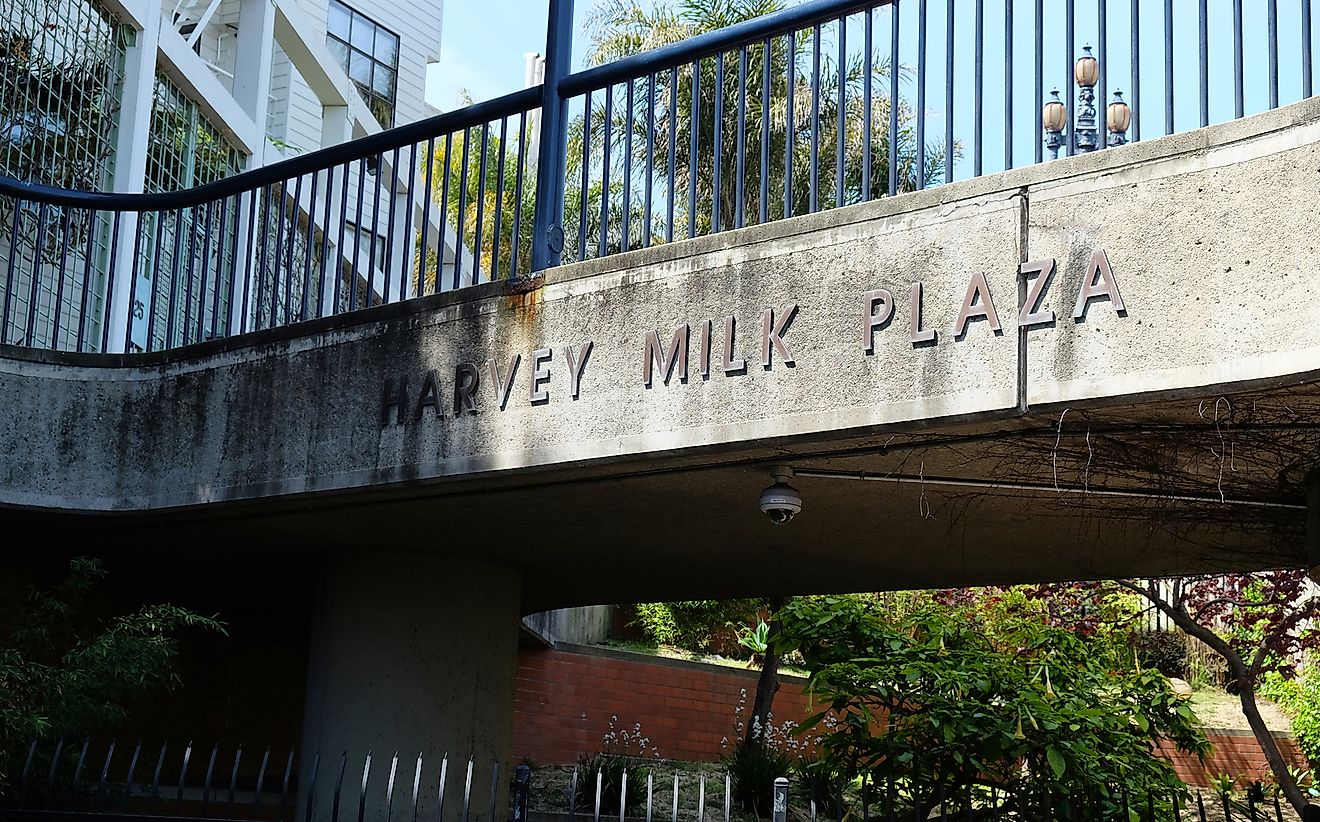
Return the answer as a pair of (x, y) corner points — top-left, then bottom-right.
(429, 0), (1318, 177)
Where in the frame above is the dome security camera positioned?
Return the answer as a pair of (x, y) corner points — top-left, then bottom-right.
(759, 465), (802, 524)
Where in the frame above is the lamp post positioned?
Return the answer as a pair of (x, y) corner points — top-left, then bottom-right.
(1042, 45), (1133, 158)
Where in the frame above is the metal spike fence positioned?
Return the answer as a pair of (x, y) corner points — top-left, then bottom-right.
(2, 0), (1318, 354)
(0, 738), (1305, 822)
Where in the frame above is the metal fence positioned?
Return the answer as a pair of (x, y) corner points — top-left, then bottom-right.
(0, 0), (1317, 354)
(1, 738), (1310, 822)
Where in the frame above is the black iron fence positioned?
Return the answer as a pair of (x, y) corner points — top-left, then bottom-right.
(1, 738), (1310, 822)
(0, 0), (1317, 354)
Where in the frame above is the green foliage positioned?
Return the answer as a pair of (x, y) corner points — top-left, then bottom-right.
(776, 594), (1208, 815)
(737, 620), (770, 657)
(722, 738), (794, 817)
(572, 752), (649, 816)
(1135, 631), (1189, 680)
(631, 600), (762, 653)
(1261, 671), (1320, 767)
(0, 557), (225, 797)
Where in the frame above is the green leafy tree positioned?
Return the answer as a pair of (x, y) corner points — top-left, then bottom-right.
(777, 593), (1209, 817)
(0, 557), (225, 797)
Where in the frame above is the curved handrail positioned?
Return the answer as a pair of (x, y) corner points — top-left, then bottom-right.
(0, 86), (542, 212)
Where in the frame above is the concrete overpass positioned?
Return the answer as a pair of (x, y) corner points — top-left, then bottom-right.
(4, 96), (1320, 783)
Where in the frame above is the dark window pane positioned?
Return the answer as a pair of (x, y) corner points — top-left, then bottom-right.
(371, 65), (395, 98)
(348, 49), (372, 86)
(325, 37), (349, 72)
(326, 0), (350, 39)
(375, 28), (398, 66)
(368, 96), (392, 128)
(349, 14), (373, 53)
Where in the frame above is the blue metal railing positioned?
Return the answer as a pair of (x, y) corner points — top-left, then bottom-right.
(0, 0), (1316, 354)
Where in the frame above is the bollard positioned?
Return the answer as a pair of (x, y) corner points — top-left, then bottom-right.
(772, 777), (789, 822)
(513, 765), (531, 822)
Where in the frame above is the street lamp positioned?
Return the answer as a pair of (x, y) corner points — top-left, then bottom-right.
(1042, 45), (1134, 158)
(1107, 89), (1132, 146)
(1042, 89), (1067, 159)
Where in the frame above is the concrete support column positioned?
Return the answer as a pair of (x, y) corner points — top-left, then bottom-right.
(299, 551), (521, 822)
(104, 4), (160, 352)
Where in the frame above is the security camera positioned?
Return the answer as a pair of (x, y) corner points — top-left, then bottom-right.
(759, 465), (802, 524)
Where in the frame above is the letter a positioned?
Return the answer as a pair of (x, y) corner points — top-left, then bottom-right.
(1072, 248), (1126, 320)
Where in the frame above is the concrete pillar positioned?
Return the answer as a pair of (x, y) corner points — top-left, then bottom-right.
(299, 551), (521, 822)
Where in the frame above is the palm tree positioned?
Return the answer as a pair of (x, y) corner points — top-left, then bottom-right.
(564, 0), (955, 260)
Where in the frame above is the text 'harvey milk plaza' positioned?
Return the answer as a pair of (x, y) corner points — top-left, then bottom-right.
(3, 0), (1320, 819)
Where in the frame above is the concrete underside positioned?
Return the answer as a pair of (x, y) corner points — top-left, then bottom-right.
(5, 98), (1320, 609)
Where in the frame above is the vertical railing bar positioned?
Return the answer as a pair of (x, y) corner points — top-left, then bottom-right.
(252, 747), (271, 811)
(149, 743), (166, 801)
(331, 752), (348, 822)
(689, 60), (700, 238)
(144, 209), (167, 350)
(334, 163), (350, 309)
(698, 774), (706, 822)
(165, 206), (185, 346)
(578, 92), (591, 261)
(386, 752), (399, 822)
(667, 70), (677, 241)
(1004, 0), (1014, 170)
(622, 79), (634, 251)
(494, 118), (508, 279)
(419, 139), (434, 294)
(180, 204), (199, 346)
(454, 130), (470, 290)
(301, 752), (321, 822)
(50, 204), (71, 349)
(26, 203), (49, 348)
(512, 112), (527, 275)
(568, 766), (577, 816)
(121, 740), (142, 811)
(759, 37), (771, 222)
(301, 171), (319, 319)
(974, 0), (984, 176)
(254, 185), (272, 327)
(1164, 0), (1174, 135)
(349, 162), (365, 307)
(474, 124), (489, 284)
(1065, 0), (1076, 154)
(1304, 0), (1314, 99)
(271, 183), (290, 328)
(1233, 0), (1245, 119)
(435, 133), (452, 293)
(1268, 0), (1279, 108)
(44, 738), (64, 797)
(461, 758), (473, 822)
(643, 72), (656, 247)
(410, 753), (423, 822)
(785, 32), (796, 217)
(125, 210), (145, 351)
(356, 751), (373, 822)
(889, 1), (900, 194)
(194, 200), (213, 342)
(227, 744), (243, 820)
(368, 157), (384, 301)
(1034, 0), (1044, 163)
(713, 51), (724, 232)
(317, 165), (335, 318)
(96, 738), (116, 808)
(72, 737), (90, 800)
(238, 193), (257, 334)
(835, 16), (845, 207)
(177, 741), (194, 803)
(101, 211), (122, 352)
(486, 762), (499, 822)
(593, 768), (602, 822)
(384, 147), (401, 298)
(944, 0), (954, 181)
(646, 772), (653, 822)
(202, 743), (219, 814)
(1199, 0), (1209, 127)
(670, 772), (678, 822)
(600, 84), (614, 256)
(863, 7), (872, 200)
(1130, 0), (1140, 141)
(281, 179), (299, 323)
(736, 46), (747, 227)
(2, 202), (21, 346)
(809, 23), (820, 212)
(918, 0), (929, 185)
(437, 755), (450, 822)
(76, 207), (98, 351)
(1099, 0), (1108, 148)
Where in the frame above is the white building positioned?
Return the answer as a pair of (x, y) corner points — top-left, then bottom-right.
(0, 0), (468, 351)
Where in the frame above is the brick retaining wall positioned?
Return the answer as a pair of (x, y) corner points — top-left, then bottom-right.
(514, 645), (1307, 787)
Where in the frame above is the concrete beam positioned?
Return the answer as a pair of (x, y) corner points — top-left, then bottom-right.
(156, 20), (261, 155)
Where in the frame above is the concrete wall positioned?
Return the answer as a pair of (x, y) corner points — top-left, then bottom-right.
(5, 97), (1319, 514)
(522, 606), (615, 646)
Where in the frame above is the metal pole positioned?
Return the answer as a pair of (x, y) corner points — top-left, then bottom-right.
(530, 0), (575, 274)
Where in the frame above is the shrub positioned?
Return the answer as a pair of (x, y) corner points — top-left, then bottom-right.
(571, 717), (656, 816)
(631, 600), (762, 654)
(1134, 631), (1188, 679)
(724, 739), (794, 817)
(1261, 672), (1320, 767)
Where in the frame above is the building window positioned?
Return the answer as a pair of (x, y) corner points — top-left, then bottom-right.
(326, 0), (399, 129)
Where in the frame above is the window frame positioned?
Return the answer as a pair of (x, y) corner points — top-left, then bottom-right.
(326, 0), (400, 129)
